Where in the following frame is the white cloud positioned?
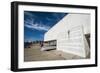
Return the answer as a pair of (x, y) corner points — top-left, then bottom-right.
(24, 12), (35, 18)
(24, 12), (52, 31)
(24, 21), (50, 31)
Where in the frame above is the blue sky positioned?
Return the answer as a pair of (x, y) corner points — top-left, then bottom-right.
(24, 11), (67, 42)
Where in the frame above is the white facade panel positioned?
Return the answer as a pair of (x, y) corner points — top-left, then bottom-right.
(44, 13), (90, 58)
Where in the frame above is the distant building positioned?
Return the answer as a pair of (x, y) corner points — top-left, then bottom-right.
(42, 13), (90, 58)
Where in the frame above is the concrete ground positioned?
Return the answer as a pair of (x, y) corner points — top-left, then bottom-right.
(24, 44), (86, 62)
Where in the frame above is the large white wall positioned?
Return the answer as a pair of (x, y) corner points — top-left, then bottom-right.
(44, 13), (90, 57)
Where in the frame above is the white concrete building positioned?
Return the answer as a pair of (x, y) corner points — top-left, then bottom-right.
(42, 13), (90, 58)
